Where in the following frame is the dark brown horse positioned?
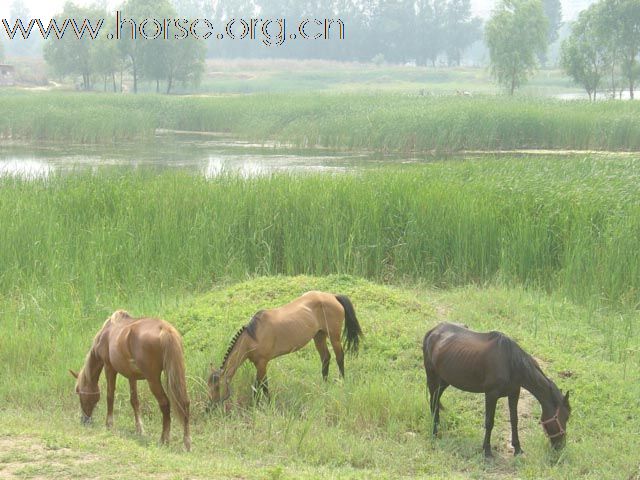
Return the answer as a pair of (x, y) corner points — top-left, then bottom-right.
(70, 310), (191, 451)
(423, 322), (570, 457)
(208, 292), (362, 405)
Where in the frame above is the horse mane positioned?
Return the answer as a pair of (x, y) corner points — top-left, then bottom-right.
(493, 332), (548, 383)
(220, 311), (264, 369)
(78, 312), (124, 387)
(245, 310), (263, 340)
(495, 332), (569, 412)
(109, 310), (132, 324)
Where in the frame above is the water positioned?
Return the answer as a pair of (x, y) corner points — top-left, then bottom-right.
(0, 134), (388, 179)
(3, 134), (628, 179)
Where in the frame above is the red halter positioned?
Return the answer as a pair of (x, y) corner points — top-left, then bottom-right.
(540, 407), (565, 439)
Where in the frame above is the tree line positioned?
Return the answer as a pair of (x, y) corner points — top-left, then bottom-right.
(211, 0), (482, 66)
(42, 0), (205, 93)
(36, 0), (486, 92)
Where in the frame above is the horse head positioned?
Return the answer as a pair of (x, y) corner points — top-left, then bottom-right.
(541, 390), (571, 449)
(206, 365), (231, 411)
(70, 369), (100, 424)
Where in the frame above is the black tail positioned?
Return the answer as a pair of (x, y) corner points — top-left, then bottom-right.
(335, 295), (362, 354)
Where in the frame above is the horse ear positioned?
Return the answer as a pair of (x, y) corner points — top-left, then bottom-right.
(69, 369), (79, 379)
(564, 390), (570, 404)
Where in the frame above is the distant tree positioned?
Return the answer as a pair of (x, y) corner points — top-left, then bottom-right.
(594, 0), (622, 96)
(43, 4), (104, 89)
(117, 0), (206, 93)
(443, 0), (482, 66)
(415, 0), (446, 66)
(614, 0), (640, 99)
(594, 0), (640, 98)
(560, 6), (610, 100)
(117, 0), (159, 93)
(91, 14), (121, 92)
(164, 36), (206, 93)
(485, 0), (548, 94)
(538, 0), (562, 65)
(370, 0), (416, 64)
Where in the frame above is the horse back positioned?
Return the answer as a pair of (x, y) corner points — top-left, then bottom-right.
(254, 292), (344, 358)
(423, 322), (515, 394)
(105, 317), (179, 379)
(267, 291), (344, 330)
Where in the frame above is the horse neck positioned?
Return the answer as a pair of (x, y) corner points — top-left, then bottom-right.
(80, 347), (104, 388)
(521, 362), (557, 418)
(221, 332), (250, 385)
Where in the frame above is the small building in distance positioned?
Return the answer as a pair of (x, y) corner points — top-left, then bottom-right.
(0, 64), (16, 86)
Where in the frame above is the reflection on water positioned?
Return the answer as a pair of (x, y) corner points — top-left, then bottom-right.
(203, 155), (351, 178)
(0, 136), (369, 179)
(0, 159), (54, 178)
(555, 92), (640, 101)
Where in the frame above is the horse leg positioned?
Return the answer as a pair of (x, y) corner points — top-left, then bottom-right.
(313, 332), (331, 381)
(328, 333), (345, 378)
(254, 360), (269, 402)
(508, 389), (523, 455)
(482, 393), (499, 458)
(129, 379), (144, 435)
(147, 377), (171, 445)
(105, 365), (117, 429)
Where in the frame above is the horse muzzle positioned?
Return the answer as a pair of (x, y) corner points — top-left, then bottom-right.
(81, 414), (93, 425)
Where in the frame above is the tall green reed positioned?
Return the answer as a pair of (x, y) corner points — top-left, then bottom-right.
(3, 91), (640, 150)
(1, 156), (639, 311)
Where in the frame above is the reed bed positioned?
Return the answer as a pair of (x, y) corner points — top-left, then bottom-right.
(3, 91), (640, 150)
(1, 156), (639, 309)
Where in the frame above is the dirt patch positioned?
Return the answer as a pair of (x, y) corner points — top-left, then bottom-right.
(0, 435), (100, 479)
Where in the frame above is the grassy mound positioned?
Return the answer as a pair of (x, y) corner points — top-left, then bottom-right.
(164, 275), (636, 478)
(1, 276), (637, 478)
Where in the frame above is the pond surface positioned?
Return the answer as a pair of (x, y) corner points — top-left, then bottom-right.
(0, 134), (400, 179)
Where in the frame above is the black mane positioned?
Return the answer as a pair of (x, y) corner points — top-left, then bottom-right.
(220, 310), (264, 369)
(494, 332), (548, 384)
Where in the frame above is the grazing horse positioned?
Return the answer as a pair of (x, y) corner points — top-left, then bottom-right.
(423, 322), (570, 457)
(208, 292), (362, 405)
(70, 310), (191, 451)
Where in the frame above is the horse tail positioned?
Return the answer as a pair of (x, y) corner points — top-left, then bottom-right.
(422, 326), (445, 411)
(161, 327), (190, 434)
(335, 295), (362, 354)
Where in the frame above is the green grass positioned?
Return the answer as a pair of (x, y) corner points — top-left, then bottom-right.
(1, 159), (640, 310)
(3, 91), (640, 150)
(194, 63), (577, 95)
(0, 276), (638, 479)
(1, 161), (639, 477)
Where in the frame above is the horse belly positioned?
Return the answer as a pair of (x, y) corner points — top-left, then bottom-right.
(107, 341), (145, 378)
(269, 318), (317, 357)
(435, 357), (489, 393)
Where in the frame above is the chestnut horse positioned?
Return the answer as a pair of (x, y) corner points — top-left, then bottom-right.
(208, 292), (362, 405)
(423, 322), (570, 457)
(70, 310), (191, 451)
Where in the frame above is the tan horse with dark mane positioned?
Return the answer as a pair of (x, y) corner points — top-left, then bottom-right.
(70, 310), (191, 451)
(208, 292), (362, 405)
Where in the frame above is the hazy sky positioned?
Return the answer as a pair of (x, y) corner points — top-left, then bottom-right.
(0, 0), (596, 24)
